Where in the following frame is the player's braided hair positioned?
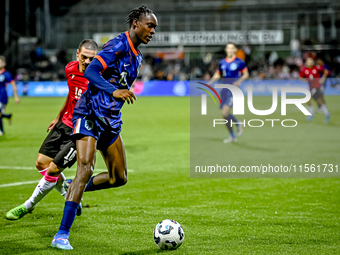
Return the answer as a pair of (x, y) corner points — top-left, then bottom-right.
(125, 5), (157, 28)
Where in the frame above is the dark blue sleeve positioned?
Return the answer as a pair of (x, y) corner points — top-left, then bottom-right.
(84, 58), (117, 95)
(238, 60), (247, 72)
(5, 71), (13, 83)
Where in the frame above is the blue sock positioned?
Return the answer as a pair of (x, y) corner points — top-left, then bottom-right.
(0, 116), (3, 133)
(224, 116), (235, 138)
(228, 114), (239, 127)
(84, 176), (95, 192)
(57, 201), (79, 236)
(85, 175), (115, 192)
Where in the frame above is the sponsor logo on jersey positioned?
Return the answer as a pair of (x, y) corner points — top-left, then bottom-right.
(0, 75), (5, 82)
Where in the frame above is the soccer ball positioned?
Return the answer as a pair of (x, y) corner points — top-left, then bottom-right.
(153, 219), (184, 250)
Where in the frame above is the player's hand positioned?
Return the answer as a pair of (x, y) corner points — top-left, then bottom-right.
(47, 118), (59, 132)
(112, 89), (137, 104)
(319, 77), (326, 85)
(233, 81), (241, 87)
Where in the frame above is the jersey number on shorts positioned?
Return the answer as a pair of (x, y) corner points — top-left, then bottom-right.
(64, 147), (76, 166)
(75, 87), (83, 99)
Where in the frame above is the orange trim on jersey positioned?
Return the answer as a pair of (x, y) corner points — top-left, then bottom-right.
(73, 119), (80, 135)
(125, 31), (138, 56)
(241, 67), (248, 73)
(0, 68), (6, 74)
(95, 55), (107, 71)
(225, 56), (236, 63)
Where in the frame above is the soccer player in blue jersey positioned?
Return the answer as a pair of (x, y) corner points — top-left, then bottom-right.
(208, 43), (249, 143)
(51, 6), (158, 250)
(0, 56), (20, 136)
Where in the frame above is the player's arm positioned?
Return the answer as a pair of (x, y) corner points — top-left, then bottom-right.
(233, 68), (249, 87)
(298, 77), (308, 83)
(319, 69), (328, 85)
(9, 80), (20, 103)
(47, 93), (69, 131)
(84, 55), (136, 104)
(208, 70), (221, 86)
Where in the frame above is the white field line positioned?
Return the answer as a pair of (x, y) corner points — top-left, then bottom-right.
(0, 166), (134, 188)
(0, 165), (133, 172)
(0, 180), (41, 188)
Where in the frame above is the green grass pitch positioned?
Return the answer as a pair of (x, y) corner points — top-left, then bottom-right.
(0, 96), (340, 254)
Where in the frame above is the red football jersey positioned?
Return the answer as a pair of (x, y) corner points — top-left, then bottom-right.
(299, 65), (325, 89)
(61, 61), (88, 128)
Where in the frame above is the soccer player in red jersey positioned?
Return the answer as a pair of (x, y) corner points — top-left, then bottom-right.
(299, 56), (331, 123)
(5, 39), (98, 220)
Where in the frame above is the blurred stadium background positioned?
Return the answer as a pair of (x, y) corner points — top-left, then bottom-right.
(1, 2), (340, 254)
(1, 0), (340, 84)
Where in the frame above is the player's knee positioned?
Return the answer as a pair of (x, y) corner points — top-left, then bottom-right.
(109, 174), (127, 187)
(35, 160), (48, 171)
(46, 165), (62, 177)
(117, 176), (128, 187)
(79, 167), (93, 183)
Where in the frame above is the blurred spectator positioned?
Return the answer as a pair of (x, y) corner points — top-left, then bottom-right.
(140, 60), (153, 81)
(242, 44), (251, 64)
(290, 38), (301, 57)
(9, 39), (340, 82)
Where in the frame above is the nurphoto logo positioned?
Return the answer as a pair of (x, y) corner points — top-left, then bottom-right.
(197, 82), (312, 128)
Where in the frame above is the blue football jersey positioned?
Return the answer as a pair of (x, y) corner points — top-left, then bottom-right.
(218, 56), (247, 82)
(74, 32), (143, 128)
(0, 69), (13, 104)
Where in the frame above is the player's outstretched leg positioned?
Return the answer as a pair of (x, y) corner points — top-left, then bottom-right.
(65, 135), (128, 192)
(6, 162), (63, 220)
(5, 204), (34, 220)
(315, 96), (331, 123)
(221, 105), (237, 143)
(0, 114), (4, 135)
(228, 113), (243, 137)
(52, 136), (96, 250)
(306, 100), (314, 122)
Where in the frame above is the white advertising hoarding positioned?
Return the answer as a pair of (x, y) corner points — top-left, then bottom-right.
(93, 30), (284, 47)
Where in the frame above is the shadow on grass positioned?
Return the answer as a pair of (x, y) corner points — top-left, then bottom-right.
(120, 248), (175, 255)
(0, 241), (50, 255)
